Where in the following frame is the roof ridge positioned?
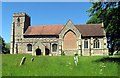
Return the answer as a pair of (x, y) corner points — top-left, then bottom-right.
(25, 23), (104, 36)
(29, 24), (65, 27)
(79, 24), (102, 25)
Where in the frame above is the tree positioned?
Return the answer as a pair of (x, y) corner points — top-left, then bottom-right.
(0, 36), (10, 54)
(86, 14), (101, 24)
(0, 36), (2, 53)
(0, 36), (5, 54)
(5, 43), (10, 54)
(87, 2), (120, 55)
(87, 2), (120, 33)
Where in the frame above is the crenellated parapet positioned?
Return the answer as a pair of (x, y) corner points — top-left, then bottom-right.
(13, 12), (30, 17)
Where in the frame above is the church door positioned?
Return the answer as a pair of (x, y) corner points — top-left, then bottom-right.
(36, 48), (41, 55)
(45, 48), (50, 55)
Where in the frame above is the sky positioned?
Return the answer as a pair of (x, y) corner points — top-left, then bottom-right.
(2, 2), (92, 43)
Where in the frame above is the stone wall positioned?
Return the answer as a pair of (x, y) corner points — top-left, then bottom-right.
(10, 13), (108, 56)
(15, 37), (59, 56)
(81, 37), (108, 56)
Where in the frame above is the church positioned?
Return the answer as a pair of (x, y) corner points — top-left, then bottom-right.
(10, 12), (108, 56)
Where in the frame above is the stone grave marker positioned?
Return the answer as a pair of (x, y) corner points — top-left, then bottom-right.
(31, 58), (34, 62)
(20, 56), (26, 66)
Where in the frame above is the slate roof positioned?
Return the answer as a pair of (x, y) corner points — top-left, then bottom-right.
(24, 24), (105, 37)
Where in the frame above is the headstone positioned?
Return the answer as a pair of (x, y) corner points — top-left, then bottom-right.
(49, 54), (52, 56)
(31, 58), (34, 62)
(20, 56), (26, 66)
(113, 51), (118, 55)
(74, 54), (78, 66)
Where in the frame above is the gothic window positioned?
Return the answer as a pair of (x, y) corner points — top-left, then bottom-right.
(93, 39), (100, 48)
(27, 44), (32, 51)
(17, 17), (20, 22)
(52, 44), (57, 52)
(84, 39), (88, 48)
(17, 17), (20, 26)
(63, 30), (77, 49)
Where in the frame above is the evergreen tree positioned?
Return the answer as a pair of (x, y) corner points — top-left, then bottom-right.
(0, 36), (10, 54)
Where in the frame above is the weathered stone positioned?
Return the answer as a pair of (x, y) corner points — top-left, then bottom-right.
(20, 56), (26, 66)
(10, 12), (108, 56)
(31, 58), (34, 62)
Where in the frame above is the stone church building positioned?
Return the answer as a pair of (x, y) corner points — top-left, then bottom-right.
(10, 12), (108, 56)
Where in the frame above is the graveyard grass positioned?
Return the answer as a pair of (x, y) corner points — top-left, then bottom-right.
(2, 54), (119, 76)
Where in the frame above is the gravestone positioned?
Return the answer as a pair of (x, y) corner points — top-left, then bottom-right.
(74, 54), (78, 66)
(49, 54), (52, 56)
(20, 56), (26, 66)
(31, 58), (34, 62)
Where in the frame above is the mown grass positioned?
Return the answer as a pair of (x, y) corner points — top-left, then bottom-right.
(2, 54), (119, 76)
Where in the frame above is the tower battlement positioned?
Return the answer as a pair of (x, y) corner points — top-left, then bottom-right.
(13, 12), (30, 17)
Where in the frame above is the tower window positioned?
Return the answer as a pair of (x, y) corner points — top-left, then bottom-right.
(17, 17), (20, 26)
(17, 17), (20, 22)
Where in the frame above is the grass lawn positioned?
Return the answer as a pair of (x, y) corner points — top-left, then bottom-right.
(2, 54), (119, 76)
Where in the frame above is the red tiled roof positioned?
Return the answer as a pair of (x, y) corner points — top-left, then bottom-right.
(76, 24), (105, 37)
(24, 24), (64, 35)
(24, 24), (105, 37)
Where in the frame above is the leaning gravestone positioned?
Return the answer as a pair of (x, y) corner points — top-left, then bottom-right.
(31, 58), (34, 62)
(20, 56), (26, 66)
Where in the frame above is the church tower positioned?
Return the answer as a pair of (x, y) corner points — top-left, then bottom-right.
(10, 12), (31, 54)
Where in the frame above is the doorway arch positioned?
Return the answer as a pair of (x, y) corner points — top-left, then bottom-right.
(45, 48), (50, 55)
(36, 47), (41, 55)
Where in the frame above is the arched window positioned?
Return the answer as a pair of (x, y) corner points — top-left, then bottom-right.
(17, 17), (20, 22)
(17, 17), (20, 26)
(93, 39), (100, 48)
(52, 44), (57, 52)
(84, 39), (88, 48)
(63, 30), (77, 50)
(27, 44), (32, 51)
